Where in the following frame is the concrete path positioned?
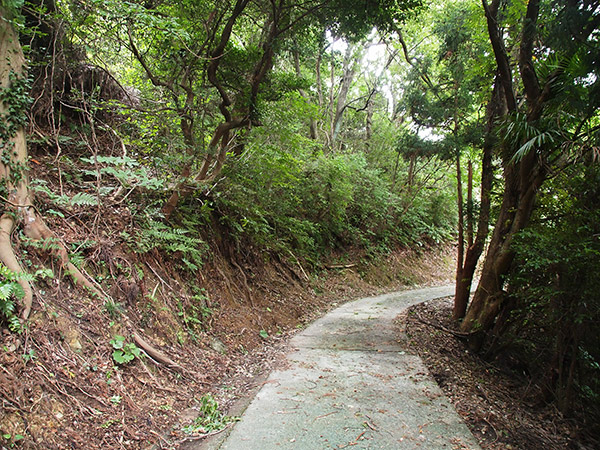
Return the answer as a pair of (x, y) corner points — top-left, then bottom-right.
(202, 285), (480, 449)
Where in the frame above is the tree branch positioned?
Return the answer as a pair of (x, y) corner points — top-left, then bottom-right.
(482, 0), (516, 111)
(127, 26), (173, 91)
(519, 0), (541, 113)
(207, 0), (251, 122)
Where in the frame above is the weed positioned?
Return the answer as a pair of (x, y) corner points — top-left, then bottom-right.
(2, 433), (25, 447)
(22, 349), (36, 363)
(109, 335), (141, 364)
(177, 289), (212, 335)
(181, 394), (237, 434)
(103, 299), (124, 318)
(0, 265), (33, 333)
(101, 419), (118, 429)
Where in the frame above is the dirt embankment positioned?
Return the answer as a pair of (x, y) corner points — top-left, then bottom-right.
(0, 208), (455, 450)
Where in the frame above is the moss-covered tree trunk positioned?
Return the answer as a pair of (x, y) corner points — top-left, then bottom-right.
(0, 8), (36, 319)
(0, 8), (97, 319)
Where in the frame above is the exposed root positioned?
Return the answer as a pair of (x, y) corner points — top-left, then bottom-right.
(216, 265), (236, 305)
(414, 311), (474, 339)
(231, 259), (253, 306)
(325, 263), (358, 269)
(20, 206), (183, 372)
(132, 331), (181, 370)
(0, 213), (34, 320)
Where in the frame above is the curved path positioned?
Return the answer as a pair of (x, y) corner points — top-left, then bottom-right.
(204, 285), (480, 449)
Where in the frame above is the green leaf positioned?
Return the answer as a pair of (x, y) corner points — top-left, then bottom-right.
(110, 335), (125, 350)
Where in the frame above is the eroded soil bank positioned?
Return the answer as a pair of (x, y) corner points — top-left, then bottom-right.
(0, 245), (454, 449)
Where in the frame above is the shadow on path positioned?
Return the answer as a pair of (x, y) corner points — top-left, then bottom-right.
(196, 285), (480, 449)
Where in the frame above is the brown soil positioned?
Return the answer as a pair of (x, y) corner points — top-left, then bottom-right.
(403, 297), (597, 450)
(0, 209), (455, 450)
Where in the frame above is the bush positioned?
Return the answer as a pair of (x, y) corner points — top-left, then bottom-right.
(507, 164), (600, 419)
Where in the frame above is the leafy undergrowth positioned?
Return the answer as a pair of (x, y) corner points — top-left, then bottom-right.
(0, 215), (454, 450)
(404, 298), (598, 450)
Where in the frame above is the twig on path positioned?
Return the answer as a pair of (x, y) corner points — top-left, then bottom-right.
(313, 410), (338, 421)
(364, 415), (378, 431)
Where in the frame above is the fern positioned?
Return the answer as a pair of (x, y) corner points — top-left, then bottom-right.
(80, 156), (164, 190)
(69, 192), (98, 206)
(0, 264), (26, 333)
(31, 180), (98, 208)
(126, 220), (207, 272)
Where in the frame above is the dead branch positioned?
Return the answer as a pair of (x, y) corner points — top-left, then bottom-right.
(413, 312), (474, 339)
(325, 263), (357, 269)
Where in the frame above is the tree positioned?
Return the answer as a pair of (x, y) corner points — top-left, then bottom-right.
(385, 0), (496, 319)
(461, 0), (600, 347)
(0, 3), (93, 320)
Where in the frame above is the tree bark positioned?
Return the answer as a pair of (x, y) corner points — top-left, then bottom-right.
(466, 160), (473, 248)
(452, 77), (501, 320)
(455, 153), (465, 315)
(330, 44), (356, 148)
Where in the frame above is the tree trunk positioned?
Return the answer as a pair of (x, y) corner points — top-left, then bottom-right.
(0, 11), (101, 319)
(330, 44), (356, 148)
(461, 153), (545, 347)
(452, 77), (500, 320)
(455, 153), (465, 314)
(460, 1), (548, 342)
(466, 159), (473, 247)
(0, 11), (36, 319)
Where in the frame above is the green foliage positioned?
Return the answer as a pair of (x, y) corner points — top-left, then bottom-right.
(181, 393), (237, 435)
(323, 0), (424, 39)
(0, 265), (28, 333)
(109, 335), (141, 365)
(1, 432), (25, 448)
(177, 288), (212, 335)
(215, 109), (456, 260)
(123, 219), (207, 272)
(508, 164), (600, 417)
(103, 298), (124, 319)
(79, 155), (165, 191)
(31, 180), (98, 208)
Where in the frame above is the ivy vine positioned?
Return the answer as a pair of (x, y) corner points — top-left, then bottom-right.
(0, 71), (31, 189)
